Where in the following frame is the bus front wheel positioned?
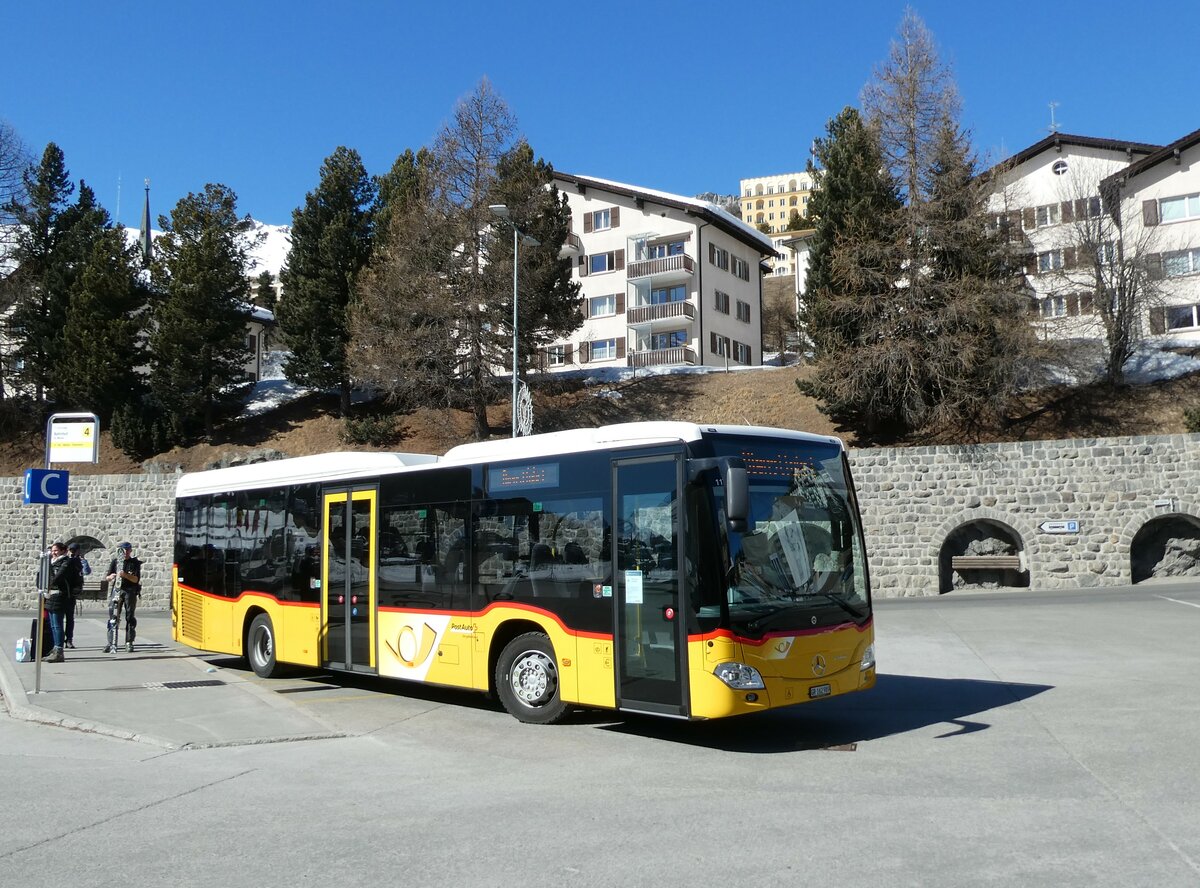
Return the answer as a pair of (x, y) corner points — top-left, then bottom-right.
(496, 633), (569, 725)
(247, 613), (281, 679)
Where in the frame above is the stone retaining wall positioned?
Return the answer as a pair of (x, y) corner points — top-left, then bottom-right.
(3, 432), (1197, 608)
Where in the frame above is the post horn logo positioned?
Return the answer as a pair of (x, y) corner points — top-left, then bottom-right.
(386, 622), (438, 668)
(812, 654), (827, 676)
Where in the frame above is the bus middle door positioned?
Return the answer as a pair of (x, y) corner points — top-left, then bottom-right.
(321, 487), (378, 673)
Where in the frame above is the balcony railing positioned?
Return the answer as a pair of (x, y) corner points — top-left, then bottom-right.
(627, 253), (694, 280)
(627, 300), (697, 326)
(627, 346), (697, 368)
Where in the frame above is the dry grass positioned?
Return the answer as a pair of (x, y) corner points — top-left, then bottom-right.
(2, 362), (1197, 476)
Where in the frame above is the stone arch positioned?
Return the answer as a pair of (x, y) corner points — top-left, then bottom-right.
(1128, 511), (1200, 583)
(933, 511), (1032, 594)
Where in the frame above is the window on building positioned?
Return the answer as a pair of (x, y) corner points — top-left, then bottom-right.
(650, 330), (687, 350)
(1037, 250), (1063, 273)
(733, 340), (751, 363)
(591, 338), (617, 361)
(589, 294), (617, 317)
(650, 285), (687, 304)
(592, 208), (611, 230)
(790, 196), (798, 206)
(648, 241), (685, 258)
(1035, 204), (1059, 227)
(589, 252), (617, 274)
(1167, 304), (1200, 330)
(710, 245), (729, 271)
(546, 345), (567, 366)
(714, 290), (730, 314)
(1040, 296), (1068, 318)
(1160, 193), (1200, 223)
(736, 300), (751, 322)
(1163, 248), (1200, 277)
(711, 333), (730, 357)
(731, 255), (750, 281)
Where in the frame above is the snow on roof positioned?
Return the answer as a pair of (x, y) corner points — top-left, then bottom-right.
(557, 173), (777, 255)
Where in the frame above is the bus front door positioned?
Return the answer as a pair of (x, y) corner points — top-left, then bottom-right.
(321, 488), (378, 673)
(613, 455), (688, 718)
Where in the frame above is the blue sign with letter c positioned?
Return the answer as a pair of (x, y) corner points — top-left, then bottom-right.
(23, 469), (69, 505)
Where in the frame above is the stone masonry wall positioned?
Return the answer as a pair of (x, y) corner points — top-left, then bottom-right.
(2, 432), (1197, 609)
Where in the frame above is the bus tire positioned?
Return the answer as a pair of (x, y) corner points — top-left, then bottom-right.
(495, 632), (569, 725)
(247, 613), (281, 679)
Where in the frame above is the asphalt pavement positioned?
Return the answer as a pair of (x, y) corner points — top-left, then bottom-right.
(0, 607), (341, 748)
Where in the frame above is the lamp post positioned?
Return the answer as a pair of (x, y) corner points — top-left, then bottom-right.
(488, 204), (540, 437)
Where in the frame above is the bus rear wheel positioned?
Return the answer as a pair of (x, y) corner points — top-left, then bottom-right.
(496, 633), (569, 725)
(247, 613), (281, 679)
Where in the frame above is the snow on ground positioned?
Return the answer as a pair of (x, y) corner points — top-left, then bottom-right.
(240, 339), (1200, 419)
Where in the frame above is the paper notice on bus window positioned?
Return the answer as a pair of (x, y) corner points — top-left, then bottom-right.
(625, 570), (644, 604)
(775, 520), (813, 587)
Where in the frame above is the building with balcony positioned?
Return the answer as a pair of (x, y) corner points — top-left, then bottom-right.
(547, 174), (776, 373)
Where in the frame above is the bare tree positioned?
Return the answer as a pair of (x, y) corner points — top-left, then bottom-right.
(0, 118), (31, 252)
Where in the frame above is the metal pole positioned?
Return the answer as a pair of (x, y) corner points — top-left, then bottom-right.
(512, 224), (519, 438)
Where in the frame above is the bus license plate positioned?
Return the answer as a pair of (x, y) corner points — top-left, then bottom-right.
(809, 684), (831, 699)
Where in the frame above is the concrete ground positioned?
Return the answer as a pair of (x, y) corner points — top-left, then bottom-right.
(1, 580), (1198, 887)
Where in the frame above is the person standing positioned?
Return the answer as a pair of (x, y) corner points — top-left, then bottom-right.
(104, 542), (142, 653)
(43, 541), (77, 662)
(64, 542), (90, 649)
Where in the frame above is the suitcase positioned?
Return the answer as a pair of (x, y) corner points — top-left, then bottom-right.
(30, 611), (54, 656)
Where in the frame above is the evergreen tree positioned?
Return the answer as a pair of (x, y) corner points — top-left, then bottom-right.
(350, 81), (580, 440)
(5, 143), (75, 400)
(149, 184), (257, 443)
(56, 227), (147, 418)
(277, 146), (375, 415)
(373, 147), (432, 253)
(253, 270), (276, 310)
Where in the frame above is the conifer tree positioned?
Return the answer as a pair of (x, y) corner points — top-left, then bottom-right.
(277, 147), (375, 416)
(149, 184), (257, 443)
(253, 270), (276, 310)
(56, 227), (147, 418)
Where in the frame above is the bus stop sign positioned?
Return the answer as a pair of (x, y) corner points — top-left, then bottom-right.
(24, 469), (70, 505)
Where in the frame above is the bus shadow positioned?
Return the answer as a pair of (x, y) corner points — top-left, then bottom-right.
(596, 673), (1054, 753)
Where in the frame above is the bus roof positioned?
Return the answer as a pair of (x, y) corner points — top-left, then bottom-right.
(174, 451), (439, 497)
(174, 423), (844, 497)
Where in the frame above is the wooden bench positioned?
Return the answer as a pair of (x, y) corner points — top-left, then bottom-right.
(950, 555), (1023, 571)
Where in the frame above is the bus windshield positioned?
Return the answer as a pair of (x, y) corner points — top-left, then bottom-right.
(705, 434), (870, 637)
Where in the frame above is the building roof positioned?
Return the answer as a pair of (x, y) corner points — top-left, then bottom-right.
(980, 133), (1162, 182)
(555, 173), (777, 257)
(1103, 125), (1200, 189)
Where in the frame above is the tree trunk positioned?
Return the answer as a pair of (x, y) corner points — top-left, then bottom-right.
(340, 378), (352, 417)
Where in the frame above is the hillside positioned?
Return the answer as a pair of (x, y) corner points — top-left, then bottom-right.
(2, 361), (1198, 477)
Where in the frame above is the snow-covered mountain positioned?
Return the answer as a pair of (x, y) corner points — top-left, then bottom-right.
(122, 220), (291, 277)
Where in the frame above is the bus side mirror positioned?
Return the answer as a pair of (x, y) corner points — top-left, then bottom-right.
(724, 460), (748, 534)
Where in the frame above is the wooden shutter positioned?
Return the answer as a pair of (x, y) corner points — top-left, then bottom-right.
(610, 206), (620, 228)
(1061, 201), (1074, 223)
(1149, 307), (1166, 334)
(615, 249), (625, 271)
(615, 293), (625, 314)
(1066, 294), (1079, 316)
(710, 331), (718, 354)
(582, 296), (591, 319)
(579, 255), (589, 277)
(579, 341), (591, 363)
(616, 337), (626, 360)
(1143, 200), (1160, 226)
(1063, 247), (1076, 269)
(564, 344), (573, 364)
(1080, 293), (1094, 314)
(583, 212), (593, 234)
(709, 243), (716, 264)
(1147, 254), (1164, 280)
(1074, 198), (1087, 220)
(1023, 208), (1036, 230)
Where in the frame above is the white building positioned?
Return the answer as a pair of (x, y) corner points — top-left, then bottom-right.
(546, 174), (776, 371)
(982, 133), (1160, 335)
(1101, 127), (1200, 340)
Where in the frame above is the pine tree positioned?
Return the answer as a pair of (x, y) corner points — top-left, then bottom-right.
(253, 270), (276, 310)
(56, 227), (147, 418)
(149, 184), (257, 443)
(373, 147), (432, 254)
(5, 143), (75, 401)
(277, 147), (375, 416)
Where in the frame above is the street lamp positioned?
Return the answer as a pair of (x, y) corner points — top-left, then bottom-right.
(488, 204), (540, 437)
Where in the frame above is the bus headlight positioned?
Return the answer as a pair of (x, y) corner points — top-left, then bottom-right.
(860, 643), (875, 671)
(714, 662), (765, 690)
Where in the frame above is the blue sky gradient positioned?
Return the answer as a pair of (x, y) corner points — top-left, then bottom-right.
(5, 1), (1196, 228)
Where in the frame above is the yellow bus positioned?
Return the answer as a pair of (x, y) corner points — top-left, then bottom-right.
(172, 422), (875, 723)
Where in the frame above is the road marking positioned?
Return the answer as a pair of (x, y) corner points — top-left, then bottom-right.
(1156, 595), (1200, 609)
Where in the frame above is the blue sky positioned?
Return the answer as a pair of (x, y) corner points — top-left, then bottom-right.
(4, 1), (1197, 228)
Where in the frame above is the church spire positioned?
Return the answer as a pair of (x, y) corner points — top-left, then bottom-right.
(139, 179), (152, 267)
